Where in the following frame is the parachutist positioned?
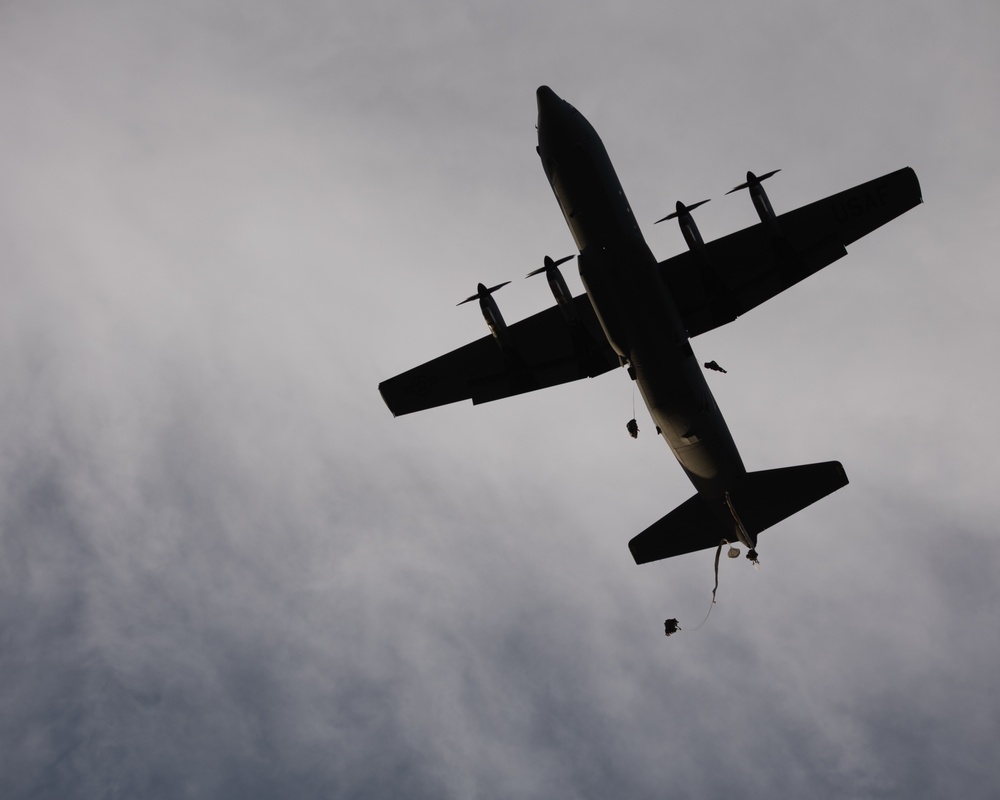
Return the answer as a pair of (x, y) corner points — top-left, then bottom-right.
(704, 360), (727, 373)
(664, 618), (680, 636)
(626, 418), (639, 438)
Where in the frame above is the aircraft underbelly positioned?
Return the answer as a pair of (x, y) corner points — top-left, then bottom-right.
(635, 356), (746, 497)
(581, 240), (747, 499)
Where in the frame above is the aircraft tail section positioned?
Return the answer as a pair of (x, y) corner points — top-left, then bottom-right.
(628, 461), (848, 564)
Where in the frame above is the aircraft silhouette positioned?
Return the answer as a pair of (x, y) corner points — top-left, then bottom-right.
(379, 86), (921, 564)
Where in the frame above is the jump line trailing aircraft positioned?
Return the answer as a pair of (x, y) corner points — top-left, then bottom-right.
(378, 86), (922, 566)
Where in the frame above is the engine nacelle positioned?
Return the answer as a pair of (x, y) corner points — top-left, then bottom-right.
(727, 170), (781, 237)
(526, 255), (576, 322)
(459, 282), (513, 354)
(655, 199), (710, 251)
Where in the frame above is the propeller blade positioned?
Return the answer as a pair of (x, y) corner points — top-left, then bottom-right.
(655, 198), (710, 224)
(457, 281), (510, 306)
(726, 169), (780, 194)
(526, 254), (573, 278)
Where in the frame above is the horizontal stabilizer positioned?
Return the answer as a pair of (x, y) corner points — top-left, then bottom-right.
(628, 461), (848, 564)
(628, 493), (722, 564)
(727, 461), (848, 538)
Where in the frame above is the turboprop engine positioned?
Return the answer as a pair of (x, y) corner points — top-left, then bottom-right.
(726, 169), (781, 236)
(526, 254), (576, 322)
(458, 281), (513, 355)
(655, 199), (711, 251)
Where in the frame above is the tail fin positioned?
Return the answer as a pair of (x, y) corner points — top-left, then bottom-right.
(628, 461), (848, 564)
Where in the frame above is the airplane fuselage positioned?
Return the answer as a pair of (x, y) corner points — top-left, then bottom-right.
(535, 86), (746, 504)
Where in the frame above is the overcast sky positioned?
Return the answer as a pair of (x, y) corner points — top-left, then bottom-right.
(2, 1), (999, 798)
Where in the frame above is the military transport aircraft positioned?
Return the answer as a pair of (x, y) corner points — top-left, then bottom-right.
(379, 86), (922, 565)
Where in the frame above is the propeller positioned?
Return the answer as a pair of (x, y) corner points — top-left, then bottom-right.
(457, 281), (510, 306)
(525, 254), (573, 278)
(726, 169), (780, 195)
(654, 198), (710, 225)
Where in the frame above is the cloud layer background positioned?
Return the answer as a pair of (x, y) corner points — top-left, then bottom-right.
(2, 2), (998, 797)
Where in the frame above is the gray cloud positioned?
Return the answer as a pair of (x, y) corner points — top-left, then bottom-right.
(1, 1), (998, 798)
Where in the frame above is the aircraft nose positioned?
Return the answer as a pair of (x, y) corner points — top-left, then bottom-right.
(536, 85), (565, 133)
(536, 85), (559, 115)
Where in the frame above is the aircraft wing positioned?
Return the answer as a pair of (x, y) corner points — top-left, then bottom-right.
(379, 293), (619, 416)
(661, 167), (922, 338)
